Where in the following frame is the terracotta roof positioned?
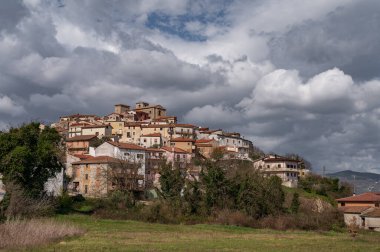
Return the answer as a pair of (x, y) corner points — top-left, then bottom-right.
(124, 122), (145, 126)
(195, 139), (214, 144)
(337, 192), (380, 203)
(146, 148), (165, 152)
(173, 124), (196, 128)
(361, 208), (380, 217)
(142, 124), (170, 128)
(157, 116), (176, 119)
(200, 129), (222, 134)
(161, 146), (190, 154)
(107, 141), (146, 151)
(196, 144), (213, 147)
(82, 124), (112, 129)
(61, 114), (97, 118)
(339, 206), (372, 213)
(72, 156), (119, 165)
(69, 122), (91, 127)
(73, 154), (92, 160)
(141, 133), (161, 137)
(170, 137), (195, 142)
(66, 135), (97, 142)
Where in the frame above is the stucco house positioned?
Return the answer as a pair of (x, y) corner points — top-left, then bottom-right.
(169, 137), (195, 153)
(66, 135), (98, 155)
(252, 155), (301, 188)
(337, 192), (380, 231)
(140, 133), (162, 148)
(90, 141), (146, 179)
(81, 124), (112, 138)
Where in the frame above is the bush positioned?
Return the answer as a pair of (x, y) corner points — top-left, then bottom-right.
(56, 193), (73, 214)
(1, 183), (54, 219)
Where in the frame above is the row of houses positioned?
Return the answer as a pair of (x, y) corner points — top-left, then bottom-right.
(46, 101), (313, 198)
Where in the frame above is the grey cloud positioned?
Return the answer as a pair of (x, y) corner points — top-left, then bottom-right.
(269, 0), (380, 81)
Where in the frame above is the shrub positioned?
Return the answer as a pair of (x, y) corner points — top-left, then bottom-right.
(1, 183), (54, 219)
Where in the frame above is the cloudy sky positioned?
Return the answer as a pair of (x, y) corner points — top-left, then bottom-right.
(1, 0), (380, 174)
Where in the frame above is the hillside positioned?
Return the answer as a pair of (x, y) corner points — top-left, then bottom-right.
(327, 170), (380, 193)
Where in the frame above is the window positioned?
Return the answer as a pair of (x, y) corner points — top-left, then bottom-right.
(267, 165), (270, 168)
(73, 182), (79, 192)
(124, 152), (129, 156)
(95, 132), (99, 136)
(278, 164), (281, 168)
(85, 174), (88, 180)
(144, 139), (147, 143)
(137, 154), (144, 159)
(84, 185), (88, 194)
(341, 202), (345, 206)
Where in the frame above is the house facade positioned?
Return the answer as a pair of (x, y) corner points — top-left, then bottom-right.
(337, 192), (380, 231)
(252, 155), (300, 188)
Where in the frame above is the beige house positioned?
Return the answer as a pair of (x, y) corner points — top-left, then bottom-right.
(66, 135), (98, 155)
(195, 139), (218, 158)
(121, 122), (144, 144)
(252, 155), (301, 188)
(140, 133), (162, 148)
(81, 124), (112, 138)
(68, 122), (93, 138)
(170, 137), (195, 153)
(135, 101), (167, 119)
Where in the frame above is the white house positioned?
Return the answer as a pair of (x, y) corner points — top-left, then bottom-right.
(252, 155), (301, 188)
(91, 141), (146, 178)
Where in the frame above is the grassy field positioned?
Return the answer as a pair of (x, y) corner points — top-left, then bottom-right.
(30, 214), (380, 251)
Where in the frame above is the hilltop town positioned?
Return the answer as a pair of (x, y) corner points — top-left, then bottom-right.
(48, 101), (310, 197)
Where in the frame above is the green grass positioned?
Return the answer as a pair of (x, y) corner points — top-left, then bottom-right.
(28, 214), (380, 252)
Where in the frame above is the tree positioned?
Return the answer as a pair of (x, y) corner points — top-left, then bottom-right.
(290, 192), (300, 214)
(0, 122), (63, 197)
(158, 162), (185, 201)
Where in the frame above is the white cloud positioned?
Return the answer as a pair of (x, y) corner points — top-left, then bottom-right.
(0, 95), (25, 116)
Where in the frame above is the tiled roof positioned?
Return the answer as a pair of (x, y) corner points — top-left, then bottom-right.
(61, 114), (97, 118)
(107, 141), (146, 151)
(82, 124), (112, 129)
(195, 139), (214, 144)
(173, 124), (195, 128)
(161, 146), (189, 154)
(339, 206), (372, 213)
(337, 192), (380, 203)
(73, 154), (92, 160)
(69, 122), (91, 127)
(66, 135), (97, 142)
(141, 133), (161, 137)
(72, 156), (119, 165)
(146, 148), (165, 152)
(361, 207), (380, 217)
(170, 137), (195, 142)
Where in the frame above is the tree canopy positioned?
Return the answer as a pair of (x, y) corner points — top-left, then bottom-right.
(0, 122), (63, 197)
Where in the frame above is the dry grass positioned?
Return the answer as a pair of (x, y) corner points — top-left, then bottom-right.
(0, 218), (84, 250)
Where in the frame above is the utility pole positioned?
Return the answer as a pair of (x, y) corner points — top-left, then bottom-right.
(353, 175), (356, 195)
(322, 166), (326, 178)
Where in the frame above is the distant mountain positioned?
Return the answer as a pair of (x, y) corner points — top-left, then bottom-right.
(327, 170), (380, 194)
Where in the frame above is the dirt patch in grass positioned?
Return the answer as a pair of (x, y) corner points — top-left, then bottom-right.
(0, 219), (84, 250)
